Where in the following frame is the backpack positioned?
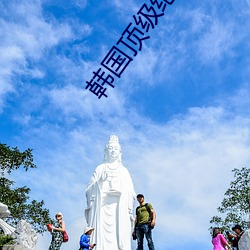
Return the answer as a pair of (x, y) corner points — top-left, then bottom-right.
(136, 203), (154, 229)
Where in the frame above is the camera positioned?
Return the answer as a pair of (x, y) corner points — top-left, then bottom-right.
(132, 231), (137, 240)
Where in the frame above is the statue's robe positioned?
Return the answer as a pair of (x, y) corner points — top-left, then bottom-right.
(85, 163), (135, 250)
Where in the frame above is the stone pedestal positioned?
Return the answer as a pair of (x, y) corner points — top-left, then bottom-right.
(2, 246), (26, 250)
(239, 229), (250, 250)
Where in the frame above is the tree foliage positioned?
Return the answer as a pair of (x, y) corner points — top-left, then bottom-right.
(0, 143), (52, 233)
(210, 167), (250, 232)
(0, 234), (14, 246)
(0, 144), (36, 175)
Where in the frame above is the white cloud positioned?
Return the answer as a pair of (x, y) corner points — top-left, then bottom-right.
(73, 0), (87, 9)
(0, 0), (78, 111)
(48, 84), (126, 120)
(197, 20), (235, 63)
(0, 2), (73, 58)
(154, 5), (246, 68)
(110, 0), (141, 20)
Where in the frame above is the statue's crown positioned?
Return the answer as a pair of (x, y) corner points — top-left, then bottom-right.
(109, 135), (119, 144)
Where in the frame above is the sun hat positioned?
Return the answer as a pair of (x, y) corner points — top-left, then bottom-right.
(84, 227), (95, 234)
(55, 212), (63, 218)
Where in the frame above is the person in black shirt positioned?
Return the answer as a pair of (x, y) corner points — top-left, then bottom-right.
(229, 225), (244, 250)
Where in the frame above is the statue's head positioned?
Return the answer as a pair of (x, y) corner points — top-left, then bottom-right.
(104, 135), (122, 163)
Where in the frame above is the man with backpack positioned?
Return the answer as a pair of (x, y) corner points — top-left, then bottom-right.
(132, 194), (156, 250)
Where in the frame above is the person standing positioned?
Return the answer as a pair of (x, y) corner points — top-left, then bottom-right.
(49, 212), (66, 250)
(133, 194), (156, 250)
(231, 225), (244, 250)
(211, 227), (232, 250)
(79, 227), (96, 250)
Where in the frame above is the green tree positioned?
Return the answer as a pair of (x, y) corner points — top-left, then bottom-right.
(0, 143), (52, 233)
(210, 167), (250, 232)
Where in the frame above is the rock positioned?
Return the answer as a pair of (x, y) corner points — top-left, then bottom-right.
(238, 229), (250, 250)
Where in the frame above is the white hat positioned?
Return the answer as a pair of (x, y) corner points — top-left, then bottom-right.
(55, 212), (63, 218)
(84, 227), (94, 234)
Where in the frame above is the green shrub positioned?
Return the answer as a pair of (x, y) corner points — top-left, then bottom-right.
(0, 234), (14, 246)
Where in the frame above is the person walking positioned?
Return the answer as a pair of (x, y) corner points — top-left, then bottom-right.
(48, 212), (66, 250)
(133, 194), (156, 250)
(79, 227), (96, 250)
(211, 227), (232, 250)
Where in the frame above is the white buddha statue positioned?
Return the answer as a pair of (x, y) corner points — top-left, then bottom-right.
(85, 135), (136, 250)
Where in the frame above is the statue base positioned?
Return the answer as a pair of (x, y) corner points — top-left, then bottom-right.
(1, 245), (26, 250)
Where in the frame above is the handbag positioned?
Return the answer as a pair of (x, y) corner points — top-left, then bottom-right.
(46, 224), (52, 232)
(62, 231), (69, 242)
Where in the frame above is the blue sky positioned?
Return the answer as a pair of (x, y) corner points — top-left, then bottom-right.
(1, 0), (250, 249)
